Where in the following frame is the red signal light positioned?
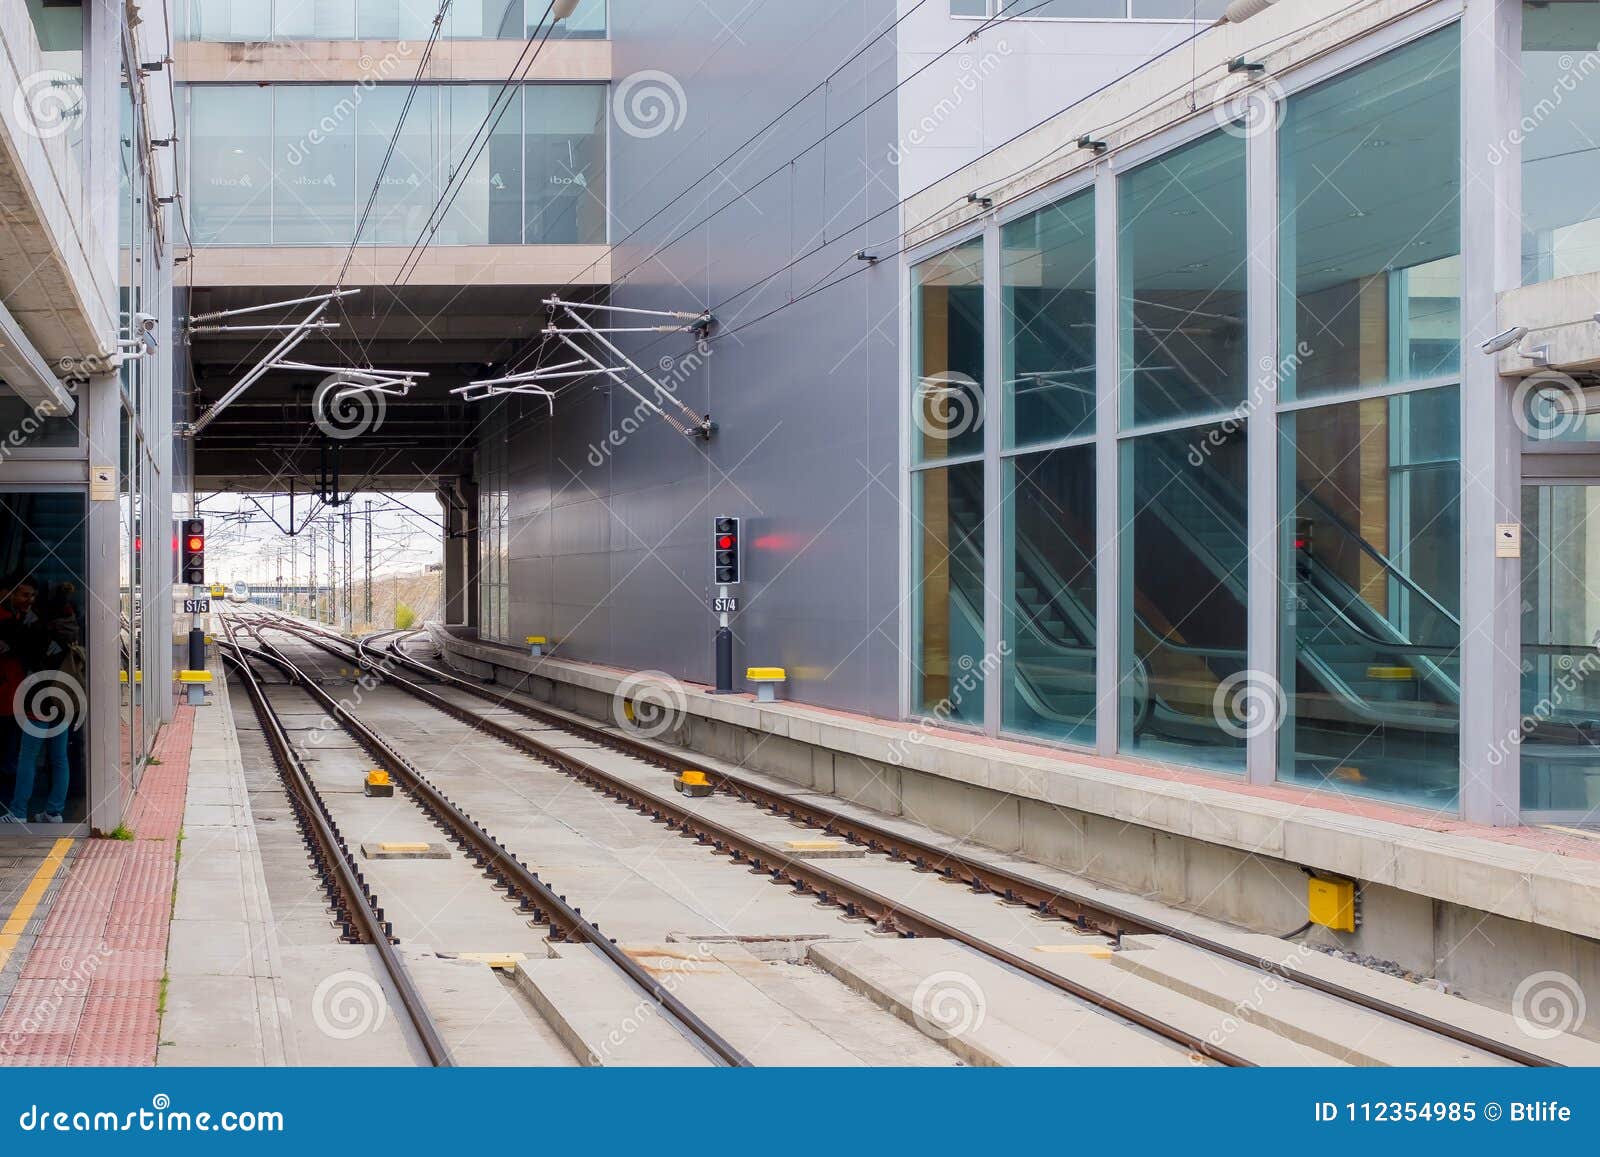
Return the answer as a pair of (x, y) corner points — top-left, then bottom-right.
(717, 534), (735, 549)
(187, 535), (204, 551)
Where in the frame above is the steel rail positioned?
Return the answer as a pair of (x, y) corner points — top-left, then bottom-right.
(242, 622), (752, 1069)
(321, 620), (1565, 1069)
(216, 628), (453, 1067)
(265, 618), (1263, 1067)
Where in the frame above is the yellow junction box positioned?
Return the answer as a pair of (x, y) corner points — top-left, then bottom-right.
(1308, 875), (1357, 932)
(746, 667), (787, 681)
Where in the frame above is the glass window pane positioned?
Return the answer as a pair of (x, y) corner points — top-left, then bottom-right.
(1002, 187), (1095, 448)
(437, 86), (524, 245)
(914, 462), (986, 724)
(950, 0), (989, 14)
(523, 85), (607, 245)
(1119, 129), (1246, 427)
(543, 0), (605, 39)
(451, 0), (524, 39)
(187, 0), (269, 40)
(1120, 422), (1248, 771)
(1520, 483), (1600, 812)
(1521, 2), (1600, 284)
(274, 87), (356, 245)
(189, 86), (273, 245)
(1279, 28), (1460, 400)
(1004, 444), (1094, 743)
(357, 0), (437, 39)
(275, 0), (356, 38)
(1278, 387), (1461, 807)
(357, 86), (437, 246)
(0, 388), (78, 448)
(912, 240), (985, 463)
(1024, 1), (1126, 15)
(1131, 0), (1229, 17)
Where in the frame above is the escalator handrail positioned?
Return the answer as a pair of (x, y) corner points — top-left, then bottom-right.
(1297, 488), (1461, 632)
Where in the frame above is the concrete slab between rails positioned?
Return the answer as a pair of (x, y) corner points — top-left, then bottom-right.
(512, 945), (713, 1067)
(432, 628), (1600, 1037)
(809, 938), (1194, 1067)
(159, 668), (298, 1067)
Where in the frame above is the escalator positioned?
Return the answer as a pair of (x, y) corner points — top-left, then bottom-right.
(940, 425), (1460, 758)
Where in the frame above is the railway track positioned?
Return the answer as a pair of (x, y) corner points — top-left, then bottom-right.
(219, 617), (752, 1068)
(249, 612), (1563, 1069)
(218, 618), (452, 1067)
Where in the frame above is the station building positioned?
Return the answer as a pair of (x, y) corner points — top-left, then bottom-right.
(3, 0), (1596, 897)
(0, 0), (181, 833)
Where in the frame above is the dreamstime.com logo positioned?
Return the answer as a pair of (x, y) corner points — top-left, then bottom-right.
(910, 970), (986, 1040)
(313, 378), (386, 441)
(1512, 971), (1587, 1041)
(612, 671), (688, 740)
(311, 970), (387, 1040)
(13, 671), (86, 740)
(1212, 68), (1285, 140)
(16, 1095), (284, 1134)
(13, 70), (83, 141)
(1512, 369), (1591, 441)
(913, 371), (984, 444)
(613, 70), (687, 139)
(1211, 669), (1286, 741)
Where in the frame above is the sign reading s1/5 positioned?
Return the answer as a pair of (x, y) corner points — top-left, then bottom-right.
(712, 596), (739, 613)
(183, 598), (211, 614)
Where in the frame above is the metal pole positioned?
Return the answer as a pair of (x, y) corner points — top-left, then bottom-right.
(364, 499), (373, 627)
(714, 584), (733, 694)
(343, 505), (353, 633)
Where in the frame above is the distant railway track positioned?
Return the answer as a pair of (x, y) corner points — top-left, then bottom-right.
(223, 616), (753, 1068)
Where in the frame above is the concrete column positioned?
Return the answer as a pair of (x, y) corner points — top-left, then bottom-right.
(1457, 0), (1523, 825)
(85, 373), (123, 834)
(1245, 90), (1280, 787)
(1092, 164), (1119, 757)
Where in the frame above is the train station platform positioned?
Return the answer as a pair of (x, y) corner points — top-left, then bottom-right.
(0, 709), (194, 1065)
(432, 627), (1600, 1021)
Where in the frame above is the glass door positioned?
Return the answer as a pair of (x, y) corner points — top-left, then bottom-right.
(1520, 478), (1600, 819)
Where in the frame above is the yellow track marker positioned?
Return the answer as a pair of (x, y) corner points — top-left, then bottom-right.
(455, 952), (526, 970)
(0, 838), (72, 971)
(1033, 943), (1114, 958)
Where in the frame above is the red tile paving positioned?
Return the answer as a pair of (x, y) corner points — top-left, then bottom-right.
(0, 706), (194, 1066)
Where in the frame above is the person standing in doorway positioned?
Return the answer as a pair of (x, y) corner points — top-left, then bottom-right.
(0, 576), (44, 824)
(8, 584), (82, 823)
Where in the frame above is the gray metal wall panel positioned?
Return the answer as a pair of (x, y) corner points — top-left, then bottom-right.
(501, 0), (903, 716)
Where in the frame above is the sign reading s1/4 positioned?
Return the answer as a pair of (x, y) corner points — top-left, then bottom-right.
(182, 598), (211, 615)
(712, 596), (739, 613)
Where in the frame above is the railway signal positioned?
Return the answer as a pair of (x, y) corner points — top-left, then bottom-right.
(713, 516), (741, 585)
(180, 518), (206, 584)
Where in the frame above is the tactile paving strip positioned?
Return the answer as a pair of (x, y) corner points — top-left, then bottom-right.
(0, 706), (194, 1067)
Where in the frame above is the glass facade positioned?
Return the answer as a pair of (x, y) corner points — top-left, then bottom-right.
(1118, 129), (1247, 427)
(913, 462), (986, 724)
(1278, 28), (1460, 401)
(180, 0), (605, 41)
(1519, 484), (1600, 813)
(186, 83), (606, 246)
(1004, 444), (1094, 744)
(908, 27), (1472, 809)
(912, 241), (985, 464)
(1520, 1), (1600, 284)
(1002, 187), (1094, 447)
